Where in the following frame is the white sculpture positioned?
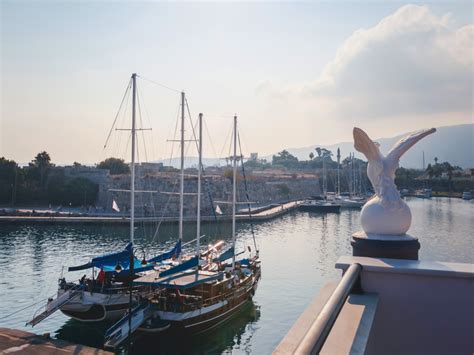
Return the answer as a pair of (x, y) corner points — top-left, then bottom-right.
(354, 127), (436, 236)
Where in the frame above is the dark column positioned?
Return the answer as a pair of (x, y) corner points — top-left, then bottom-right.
(351, 232), (420, 260)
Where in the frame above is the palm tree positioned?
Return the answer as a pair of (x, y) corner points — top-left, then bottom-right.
(309, 152), (314, 161)
(434, 157), (438, 165)
(426, 164), (434, 179)
(32, 151), (52, 190)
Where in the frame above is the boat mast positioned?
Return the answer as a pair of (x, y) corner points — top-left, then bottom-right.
(179, 92), (185, 262)
(196, 113), (202, 257)
(322, 153), (327, 196)
(349, 153), (353, 198)
(337, 147), (341, 197)
(231, 115), (237, 269)
(127, 72), (137, 342)
(130, 73), (137, 245)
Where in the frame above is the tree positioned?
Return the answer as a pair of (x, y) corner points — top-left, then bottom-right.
(320, 148), (333, 159)
(434, 157), (438, 165)
(97, 157), (130, 175)
(0, 157), (18, 204)
(48, 176), (98, 206)
(426, 164), (434, 179)
(0, 157), (17, 183)
(309, 152), (314, 161)
(31, 151), (53, 190)
(272, 150), (299, 168)
(315, 147), (322, 158)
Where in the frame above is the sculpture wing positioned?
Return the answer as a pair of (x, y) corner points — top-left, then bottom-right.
(353, 127), (381, 161)
(385, 128), (436, 168)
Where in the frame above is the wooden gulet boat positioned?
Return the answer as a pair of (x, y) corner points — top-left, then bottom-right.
(26, 74), (185, 326)
(104, 115), (261, 349)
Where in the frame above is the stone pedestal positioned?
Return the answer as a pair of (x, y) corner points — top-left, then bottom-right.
(351, 231), (420, 260)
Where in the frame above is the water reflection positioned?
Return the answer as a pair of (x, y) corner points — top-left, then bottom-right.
(56, 302), (260, 354)
(131, 302), (260, 355)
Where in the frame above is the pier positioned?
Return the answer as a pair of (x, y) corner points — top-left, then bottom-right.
(0, 201), (303, 226)
(0, 328), (111, 354)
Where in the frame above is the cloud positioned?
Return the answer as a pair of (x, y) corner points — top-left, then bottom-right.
(259, 5), (473, 121)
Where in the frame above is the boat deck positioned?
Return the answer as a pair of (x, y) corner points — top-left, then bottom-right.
(134, 270), (223, 289)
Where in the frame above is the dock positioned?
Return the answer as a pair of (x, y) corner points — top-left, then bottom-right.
(0, 328), (111, 354)
(0, 201), (302, 226)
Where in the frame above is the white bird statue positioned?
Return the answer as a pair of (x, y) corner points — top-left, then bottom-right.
(353, 127), (436, 235)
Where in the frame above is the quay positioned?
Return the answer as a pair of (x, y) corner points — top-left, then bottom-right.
(0, 201), (302, 226)
(0, 328), (111, 354)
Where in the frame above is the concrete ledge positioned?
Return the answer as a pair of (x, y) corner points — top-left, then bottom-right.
(274, 283), (379, 355)
(322, 293), (379, 355)
(0, 327), (111, 354)
(336, 256), (474, 279)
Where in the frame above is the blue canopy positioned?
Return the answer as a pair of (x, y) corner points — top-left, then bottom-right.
(213, 247), (235, 263)
(148, 240), (181, 263)
(68, 243), (132, 271)
(68, 241), (182, 273)
(159, 256), (199, 277)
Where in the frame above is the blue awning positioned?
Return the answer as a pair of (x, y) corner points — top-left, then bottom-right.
(159, 256), (199, 277)
(103, 258), (155, 275)
(68, 243), (132, 271)
(213, 247), (235, 263)
(148, 240), (181, 263)
(68, 241), (181, 273)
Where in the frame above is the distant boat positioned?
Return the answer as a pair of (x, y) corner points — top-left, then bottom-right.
(299, 199), (341, 213)
(337, 197), (366, 209)
(462, 191), (472, 200)
(414, 188), (432, 199)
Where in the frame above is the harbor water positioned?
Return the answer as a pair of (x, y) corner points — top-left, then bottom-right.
(0, 197), (472, 354)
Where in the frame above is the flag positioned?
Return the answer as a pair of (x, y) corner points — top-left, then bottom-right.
(215, 204), (223, 215)
(112, 200), (120, 212)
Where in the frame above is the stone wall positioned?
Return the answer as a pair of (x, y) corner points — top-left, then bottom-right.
(103, 169), (321, 216)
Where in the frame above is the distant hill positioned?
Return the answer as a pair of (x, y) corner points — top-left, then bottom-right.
(271, 124), (474, 169)
(157, 124), (473, 169)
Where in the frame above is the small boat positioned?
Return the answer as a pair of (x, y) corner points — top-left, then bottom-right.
(337, 197), (366, 209)
(462, 191), (472, 200)
(299, 199), (341, 213)
(414, 188), (432, 198)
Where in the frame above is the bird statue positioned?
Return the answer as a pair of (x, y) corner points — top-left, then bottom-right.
(353, 127), (436, 235)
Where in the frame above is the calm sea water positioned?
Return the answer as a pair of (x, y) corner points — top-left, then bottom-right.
(0, 197), (472, 354)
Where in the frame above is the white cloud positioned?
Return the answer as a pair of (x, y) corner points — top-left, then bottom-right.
(258, 4), (473, 121)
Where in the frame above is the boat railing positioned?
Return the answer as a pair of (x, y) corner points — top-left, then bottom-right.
(294, 263), (362, 354)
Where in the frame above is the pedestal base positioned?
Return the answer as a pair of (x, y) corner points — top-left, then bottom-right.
(351, 231), (420, 260)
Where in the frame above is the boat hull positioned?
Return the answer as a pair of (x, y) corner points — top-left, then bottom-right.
(299, 204), (341, 213)
(59, 289), (130, 322)
(157, 271), (260, 335)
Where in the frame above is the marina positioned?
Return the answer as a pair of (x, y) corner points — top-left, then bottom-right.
(0, 197), (472, 353)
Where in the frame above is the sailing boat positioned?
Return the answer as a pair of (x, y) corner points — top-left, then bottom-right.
(300, 150), (341, 213)
(103, 115), (261, 349)
(27, 74), (183, 325)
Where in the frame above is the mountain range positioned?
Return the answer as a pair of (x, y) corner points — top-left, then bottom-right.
(157, 124), (473, 169)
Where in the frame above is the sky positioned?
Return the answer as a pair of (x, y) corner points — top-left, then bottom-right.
(1, 1), (473, 165)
